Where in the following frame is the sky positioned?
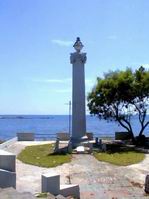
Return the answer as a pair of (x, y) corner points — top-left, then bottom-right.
(0, 0), (149, 115)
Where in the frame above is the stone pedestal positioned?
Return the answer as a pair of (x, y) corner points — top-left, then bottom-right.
(0, 169), (16, 189)
(0, 150), (16, 189)
(17, 132), (34, 141)
(41, 173), (60, 195)
(70, 50), (86, 141)
(41, 173), (80, 198)
(0, 150), (16, 172)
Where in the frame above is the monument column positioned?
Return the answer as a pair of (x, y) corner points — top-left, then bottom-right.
(70, 37), (86, 141)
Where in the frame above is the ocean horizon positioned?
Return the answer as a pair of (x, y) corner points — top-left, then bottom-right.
(0, 115), (149, 140)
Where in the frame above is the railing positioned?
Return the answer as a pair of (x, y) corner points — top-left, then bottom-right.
(34, 132), (115, 141)
(94, 133), (115, 140)
(0, 132), (115, 142)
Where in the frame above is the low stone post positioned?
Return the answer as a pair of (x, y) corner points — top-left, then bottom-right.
(145, 175), (149, 193)
(54, 139), (59, 153)
(88, 143), (93, 153)
(68, 142), (72, 153)
(95, 137), (98, 145)
(102, 143), (107, 152)
(99, 139), (102, 146)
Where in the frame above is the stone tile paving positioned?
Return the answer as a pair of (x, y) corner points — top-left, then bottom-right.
(0, 187), (36, 199)
(69, 154), (149, 199)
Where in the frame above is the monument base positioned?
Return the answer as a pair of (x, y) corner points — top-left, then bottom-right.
(70, 135), (89, 148)
(69, 136), (93, 154)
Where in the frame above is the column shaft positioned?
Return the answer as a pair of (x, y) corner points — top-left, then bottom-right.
(70, 52), (86, 139)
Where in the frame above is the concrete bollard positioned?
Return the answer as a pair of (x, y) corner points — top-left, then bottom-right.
(99, 139), (102, 145)
(102, 143), (107, 152)
(145, 175), (149, 193)
(68, 142), (72, 153)
(88, 143), (93, 153)
(95, 137), (98, 145)
(54, 139), (60, 153)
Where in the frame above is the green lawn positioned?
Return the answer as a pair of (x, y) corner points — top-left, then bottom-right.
(94, 151), (145, 166)
(17, 144), (71, 167)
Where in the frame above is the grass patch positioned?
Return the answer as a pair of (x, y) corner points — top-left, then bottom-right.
(36, 192), (48, 198)
(17, 144), (71, 167)
(94, 151), (145, 166)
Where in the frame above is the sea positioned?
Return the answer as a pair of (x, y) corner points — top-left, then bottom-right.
(0, 115), (149, 140)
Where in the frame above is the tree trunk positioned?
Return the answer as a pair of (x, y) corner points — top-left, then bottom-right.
(129, 131), (136, 144)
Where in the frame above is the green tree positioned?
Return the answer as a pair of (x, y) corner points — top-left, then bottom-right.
(87, 67), (149, 143)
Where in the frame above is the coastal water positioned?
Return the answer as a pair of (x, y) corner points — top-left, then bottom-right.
(0, 115), (148, 140)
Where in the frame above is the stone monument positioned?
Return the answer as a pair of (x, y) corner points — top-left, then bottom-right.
(70, 37), (87, 144)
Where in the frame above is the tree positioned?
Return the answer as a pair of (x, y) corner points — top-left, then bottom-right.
(87, 67), (149, 144)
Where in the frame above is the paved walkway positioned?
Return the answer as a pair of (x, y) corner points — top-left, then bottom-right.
(69, 154), (148, 199)
(3, 141), (149, 198)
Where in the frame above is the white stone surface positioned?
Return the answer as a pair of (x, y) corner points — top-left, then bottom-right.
(70, 51), (86, 140)
(0, 169), (16, 188)
(41, 173), (60, 195)
(0, 149), (16, 172)
(0, 149), (14, 155)
(0, 137), (17, 150)
(76, 146), (85, 153)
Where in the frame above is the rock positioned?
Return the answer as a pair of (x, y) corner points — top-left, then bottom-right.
(47, 192), (56, 199)
(56, 194), (66, 199)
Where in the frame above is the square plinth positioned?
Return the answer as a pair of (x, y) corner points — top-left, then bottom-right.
(0, 169), (16, 189)
(0, 150), (16, 172)
(41, 173), (60, 195)
(17, 133), (34, 141)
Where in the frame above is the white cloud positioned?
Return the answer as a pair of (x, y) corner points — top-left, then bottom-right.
(33, 78), (95, 87)
(51, 39), (73, 47)
(32, 77), (95, 93)
(32, 78), (71, 83)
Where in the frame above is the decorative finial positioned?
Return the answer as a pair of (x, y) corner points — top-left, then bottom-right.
(73, 37), (84, 53)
